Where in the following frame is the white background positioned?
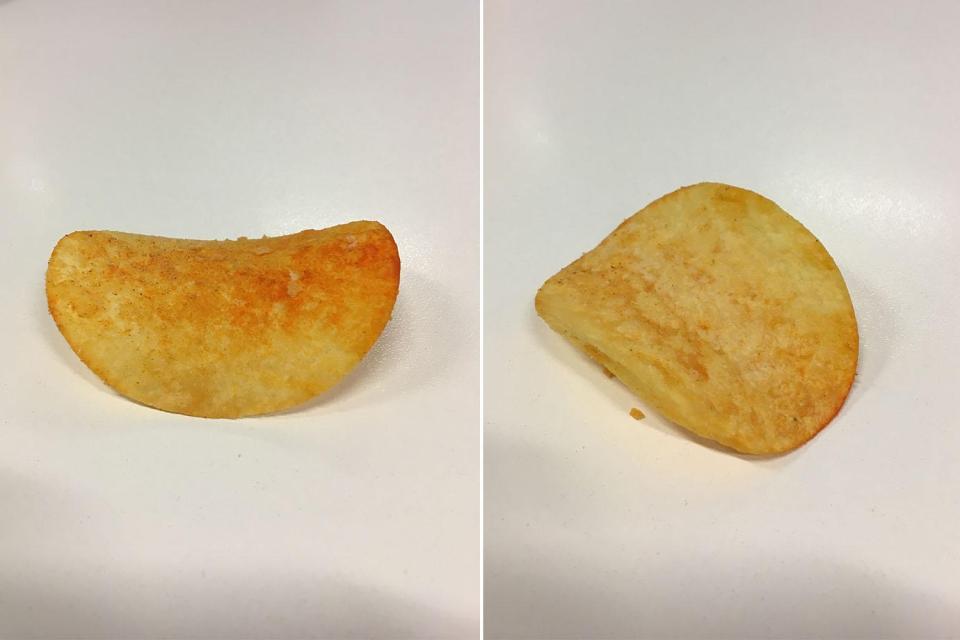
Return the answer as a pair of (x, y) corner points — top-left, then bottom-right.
(0, 1), (480, 638)
(485, 1), (960, 638)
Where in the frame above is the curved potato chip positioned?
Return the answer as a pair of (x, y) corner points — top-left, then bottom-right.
(536, 183), (858, 454)
(47, 221), (400, 418)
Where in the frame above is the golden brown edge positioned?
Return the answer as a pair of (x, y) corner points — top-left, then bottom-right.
(46, 232), (124, 404)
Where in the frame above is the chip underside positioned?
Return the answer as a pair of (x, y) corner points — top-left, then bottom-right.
(535, 183), (858, 454)
(46, 221), (400, 418)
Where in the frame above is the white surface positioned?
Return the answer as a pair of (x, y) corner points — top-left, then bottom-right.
(485, 1), (960, 638)
(0, 1), (480, 638)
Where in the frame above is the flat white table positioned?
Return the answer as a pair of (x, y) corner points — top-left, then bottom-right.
(0, 1), (481, 637)
(484, 1), (960, 637)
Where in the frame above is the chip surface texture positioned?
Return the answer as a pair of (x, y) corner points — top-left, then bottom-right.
(47, 221), (400, 418)
(535, 183), (858, 454)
